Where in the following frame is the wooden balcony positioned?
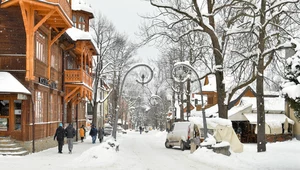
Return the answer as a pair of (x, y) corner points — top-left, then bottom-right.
(64, 69), (92, 88)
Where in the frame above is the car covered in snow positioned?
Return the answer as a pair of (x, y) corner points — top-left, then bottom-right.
(104, 123), (113, 136)
(165, 122), (193, 151)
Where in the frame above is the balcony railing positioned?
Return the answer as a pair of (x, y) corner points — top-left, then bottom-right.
(46, 0), (72, 19)
(65, 69), (92, 88)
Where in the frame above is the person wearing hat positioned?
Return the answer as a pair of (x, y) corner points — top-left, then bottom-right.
(54, 123), (65, 154)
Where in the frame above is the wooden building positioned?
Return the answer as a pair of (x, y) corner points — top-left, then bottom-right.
(0, 0), (97, 152)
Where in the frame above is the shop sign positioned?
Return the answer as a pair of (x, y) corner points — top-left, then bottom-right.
(38, 77), (57, 89)
(17, 94), (27, 100)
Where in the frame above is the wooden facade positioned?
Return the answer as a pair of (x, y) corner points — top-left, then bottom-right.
(0, 0), (97, 152)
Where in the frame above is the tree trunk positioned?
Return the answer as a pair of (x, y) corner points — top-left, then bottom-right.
(92, 102), (98, 126)
(207, 0), (227, 119)
(186, 77), (191, 121)
(257, 0), (266, 152)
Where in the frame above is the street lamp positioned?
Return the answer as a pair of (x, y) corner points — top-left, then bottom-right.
(112, 63), (154, 140)
(149, 95), (165, 111)
(172, 62), (208, 139)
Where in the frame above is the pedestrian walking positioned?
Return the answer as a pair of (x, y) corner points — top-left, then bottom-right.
(54, 122), (65, 154)
(98, 126), (104, 143)
(139, 126), (143, 134)
(89, 124), (97, 144)
(79, 124), (86, 142)
(65, 123), (76, 154)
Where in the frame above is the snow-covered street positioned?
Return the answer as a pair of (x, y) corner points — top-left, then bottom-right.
(1, 130), (299, 170)
(0, 130), (213, 170)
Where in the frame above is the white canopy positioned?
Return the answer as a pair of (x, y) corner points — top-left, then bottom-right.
(0, 72), (31, 95)
(244, 113), (294, 125)
(244, 113), (294, 135)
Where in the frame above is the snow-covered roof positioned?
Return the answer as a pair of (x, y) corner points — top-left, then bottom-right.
(201, 74), (216, 92)
(72, 0), (94, 17)
(66, 27), (99, 54)
(228, 103), (252, 121)
(189, 117), (232, 129)
(239, 97), (285, 113)
(244, 113), (294, 125)
(66, 27), (93, 41)
(190, 104), (218, 118)
(0, 72), (31, 95)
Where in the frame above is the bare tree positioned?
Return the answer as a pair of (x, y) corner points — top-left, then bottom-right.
(141, 0), (299, 114)
(141, 0), (300, 152)
(104, 34), (139, 139)
(89, 12), (117, 126)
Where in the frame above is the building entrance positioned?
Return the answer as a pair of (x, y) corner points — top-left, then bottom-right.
(0, 100), (10, 136)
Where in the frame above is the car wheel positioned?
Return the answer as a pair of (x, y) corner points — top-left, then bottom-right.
(180, 140), (185, 151)
(165, 140), (172, 148)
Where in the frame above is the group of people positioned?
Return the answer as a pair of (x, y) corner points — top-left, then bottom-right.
(53, 123), (76, 154)
(54, 123), (105, 154)
(89, 124), (105, 143)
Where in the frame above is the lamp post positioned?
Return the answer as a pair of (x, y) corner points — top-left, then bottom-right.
(112, 63), (154, 140)
(172, 62), (208, 139)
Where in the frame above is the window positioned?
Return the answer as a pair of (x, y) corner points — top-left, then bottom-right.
(0, 100), (9, 132)
(35, 91), (44, 123)
(51, 44), (62, 70)
(72, 15), (76, 27)
(79, 16), (85, 31)
(14, 100), (22, 130)
(0, 100), (9, 116)
(35, 31), (47, 63)
(58, 97), (61, 121)
(50, 94), (54, 121)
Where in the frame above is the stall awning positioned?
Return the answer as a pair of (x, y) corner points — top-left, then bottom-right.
(0, 72), (31, 95)
(244, 113), (294, 134)
(244, 113), (294, 125)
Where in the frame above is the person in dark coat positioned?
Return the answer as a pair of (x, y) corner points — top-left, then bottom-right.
(89, 124), (97, 144)
(98, 126), (104, 143)
(54, 123), (65, 154)
(65, 123), (76, 154)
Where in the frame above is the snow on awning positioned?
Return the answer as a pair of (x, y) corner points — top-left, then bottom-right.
(244, 113), (294, 125)
(244, 113), (294, 135)
(0, 72), (31, 95)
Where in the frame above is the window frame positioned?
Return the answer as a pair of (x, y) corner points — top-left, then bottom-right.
(35, 31), (48, 64)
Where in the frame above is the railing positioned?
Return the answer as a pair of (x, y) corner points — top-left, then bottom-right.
(65, 69), (92, 88)
(46, 0), (72, 19)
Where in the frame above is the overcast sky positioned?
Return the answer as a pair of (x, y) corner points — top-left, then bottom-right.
(86, 0), (159, 62)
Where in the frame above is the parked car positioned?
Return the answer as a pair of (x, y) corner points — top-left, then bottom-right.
(104, 123), (113, 136)
(165, 122), (192, 151)
(117, 125), (127, 134)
